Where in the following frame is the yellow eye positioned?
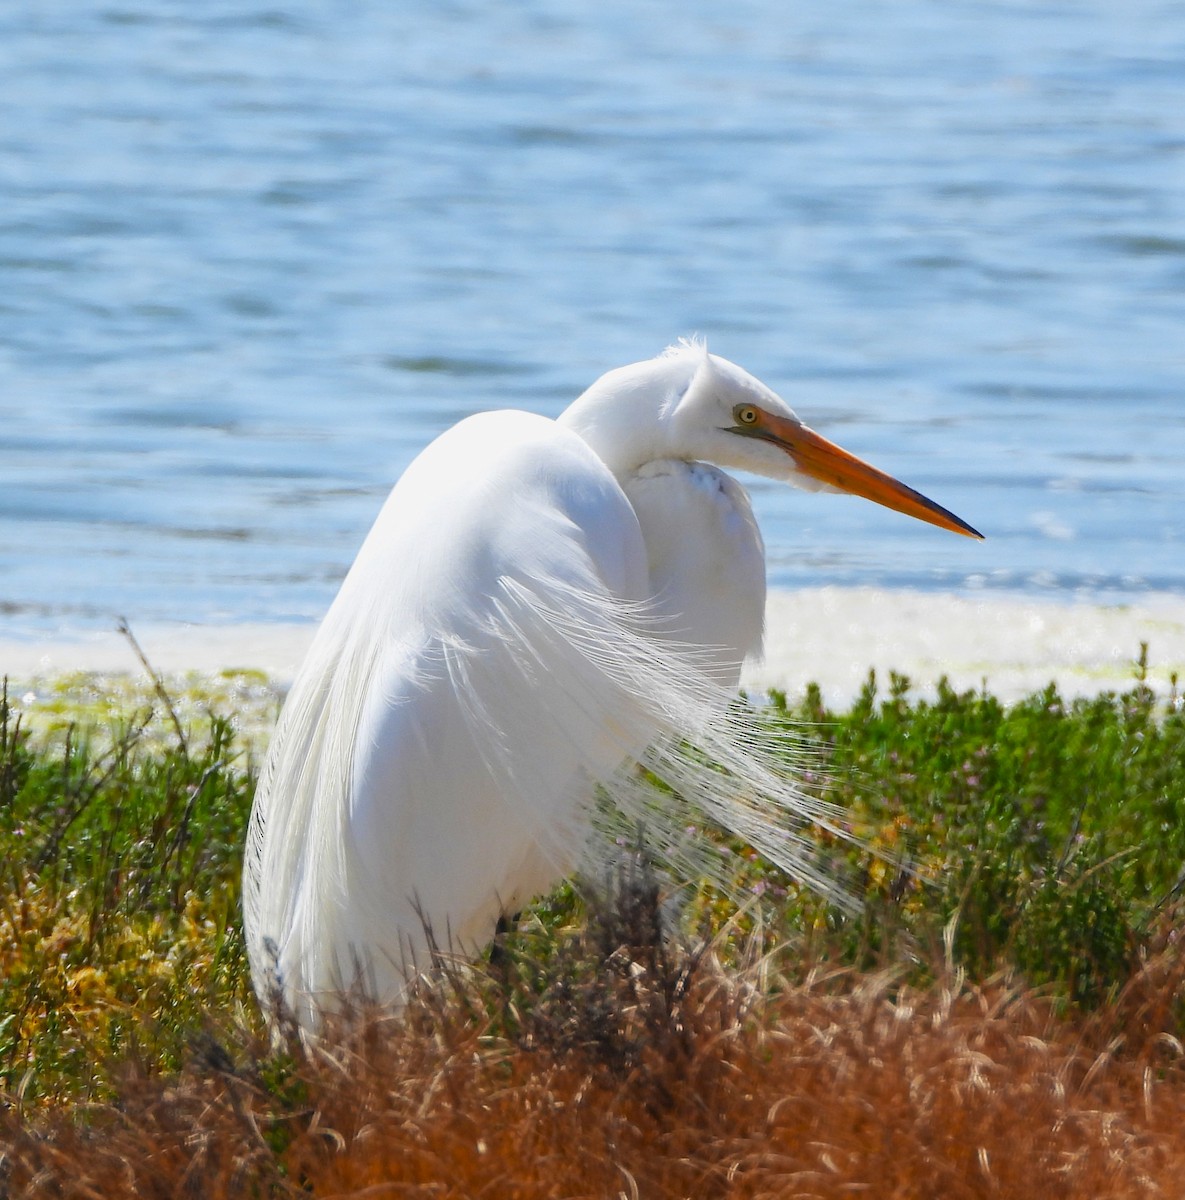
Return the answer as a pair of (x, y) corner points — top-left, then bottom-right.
(735, 405), (759, 426)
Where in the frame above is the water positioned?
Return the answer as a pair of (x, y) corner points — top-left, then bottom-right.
(2, 1), (1183, 635)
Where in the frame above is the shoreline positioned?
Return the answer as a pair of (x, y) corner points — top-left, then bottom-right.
(4, 587), (1184, 710)
(751, 588), (1184, 706)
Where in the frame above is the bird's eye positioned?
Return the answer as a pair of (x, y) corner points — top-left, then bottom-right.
(734, 405), (759, 426)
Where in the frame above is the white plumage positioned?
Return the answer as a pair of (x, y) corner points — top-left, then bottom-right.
(243, 340), (980, 1026)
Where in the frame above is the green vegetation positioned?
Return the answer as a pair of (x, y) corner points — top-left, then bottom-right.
(767, 650), (1185, 1008)
(0, 684), (258, 1107)
(1, 653), (1183, 1110)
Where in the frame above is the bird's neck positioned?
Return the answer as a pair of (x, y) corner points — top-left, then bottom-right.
(556, 404), (667, 480)
(556, 361), (696, 478)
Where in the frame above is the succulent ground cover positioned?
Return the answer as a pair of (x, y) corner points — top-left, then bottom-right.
(1, 649), (1183, 1197)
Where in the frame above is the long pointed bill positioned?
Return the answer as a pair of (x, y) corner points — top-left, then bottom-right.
(756, 411), (984, 539)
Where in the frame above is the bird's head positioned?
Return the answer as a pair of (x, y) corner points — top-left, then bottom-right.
(560, 339), (982, 540)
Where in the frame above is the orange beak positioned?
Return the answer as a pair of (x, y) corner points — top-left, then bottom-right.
(752, 411), (983, 540)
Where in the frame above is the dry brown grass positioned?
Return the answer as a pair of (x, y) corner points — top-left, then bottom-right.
(4, 882), (1185, 1200)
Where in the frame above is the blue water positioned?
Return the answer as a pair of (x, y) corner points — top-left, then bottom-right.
(2, 1), (1183, 634)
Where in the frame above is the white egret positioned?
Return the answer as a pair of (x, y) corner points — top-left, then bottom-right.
(243, 340), (980, 1026)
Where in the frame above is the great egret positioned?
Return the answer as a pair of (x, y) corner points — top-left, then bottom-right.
(243, 340), (980, 1026)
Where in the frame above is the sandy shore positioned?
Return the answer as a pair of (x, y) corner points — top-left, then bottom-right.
(751, 588), (1185, 706)
(4, 588), (1184, 709)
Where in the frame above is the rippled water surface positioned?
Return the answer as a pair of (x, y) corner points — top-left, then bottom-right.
(2, 1), (1183, 633)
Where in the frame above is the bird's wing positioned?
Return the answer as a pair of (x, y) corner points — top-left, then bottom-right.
(243, 411), (660, 1013)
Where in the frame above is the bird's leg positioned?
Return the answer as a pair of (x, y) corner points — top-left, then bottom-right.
(487, 911), (521, 973)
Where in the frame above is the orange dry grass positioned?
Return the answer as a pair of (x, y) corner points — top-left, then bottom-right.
(4, 925), (1185, 1200)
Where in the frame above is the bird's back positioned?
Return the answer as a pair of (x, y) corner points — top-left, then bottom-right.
(242, 410), (655, 1020)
